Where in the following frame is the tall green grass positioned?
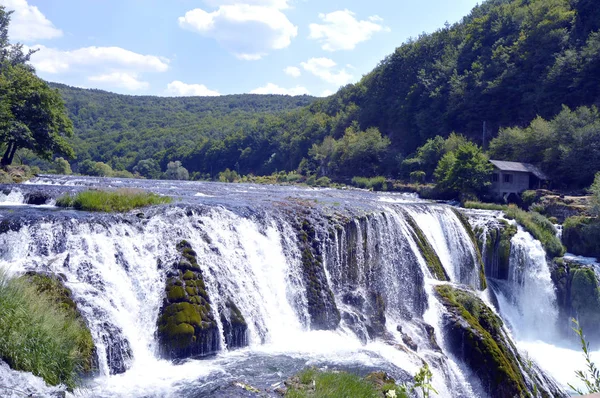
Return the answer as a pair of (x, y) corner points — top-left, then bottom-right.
(351, 176), (388, 191)
(504, 205), (565, 258)
(463, 201), (509, 211)
(286, 368), (408, 398)
(57, 188), (172, 212)
(0, 270), (94, 388)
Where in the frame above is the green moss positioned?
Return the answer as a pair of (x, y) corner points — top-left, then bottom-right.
(504, 205), (565, 258)
(167, 285), (186, 302)
(451, 208), (487, 290)
(435, 285), (527, 396)
(404, 214), (448, 281)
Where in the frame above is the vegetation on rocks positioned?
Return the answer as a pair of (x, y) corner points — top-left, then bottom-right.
(451, 208), (487, 290)
(157, 241), (222, 359)
(476, 220), (517, 280)
(404, 214), (448, 281)
(434, 285), (532, 397)
(56, 188), (172, 212)
(563, 216), (600, 258)
(284, 368), (408, 398)
(504, 205), (565, 258)
(570, 268), (600, 341)
(0, 270), (94, 389)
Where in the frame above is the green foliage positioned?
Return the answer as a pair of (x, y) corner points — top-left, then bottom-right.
(434, 142), (492, 197)
(285, 369), (410, 398)
(562, 216), (600, 258)
(489, 106), (600, 188)
(569, 318), (600, 395)
(504, 205), (565, 257)
(56, 188), (172, 212)
(218, 168), (240, 183)
(521, 190), (539, 209)
(412, 363), (437, 398)
(309, 125), (391, 178)
(410, 170), (426, 184)
(164, 160), (189, 181)
(53, 157), (72, 175)
(133, 158), (161, 179)
(351, 176), (387, 191)
(0, 269), (93, 388)
(590, 172), (600, 217)
(463, 201), (508, 211)
(79, 159), (113, 177)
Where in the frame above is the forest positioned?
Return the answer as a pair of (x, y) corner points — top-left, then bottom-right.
(6, 0), (600, 191)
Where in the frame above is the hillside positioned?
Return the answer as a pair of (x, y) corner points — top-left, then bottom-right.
(46, 0), (600, 184)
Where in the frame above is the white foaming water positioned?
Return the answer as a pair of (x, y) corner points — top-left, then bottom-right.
(493, 228), (559, 341)
(405, 205), (481, 288)
(0, 189), (25, 205)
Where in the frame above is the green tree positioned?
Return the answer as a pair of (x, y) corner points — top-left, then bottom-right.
(53, 157), (72, 175)
(164, 161), (189, 180)
(590, 172), (600, 217)
(133, 158), (161, 179)
(434, 142), (492, 197)
(0, 7), (73, 166)
(79, 160), (113, 177)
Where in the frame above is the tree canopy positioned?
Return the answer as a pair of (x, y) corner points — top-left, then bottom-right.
(0, 7), (73, 166)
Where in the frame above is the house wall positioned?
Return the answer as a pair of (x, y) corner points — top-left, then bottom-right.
(490, 170), (530, 198)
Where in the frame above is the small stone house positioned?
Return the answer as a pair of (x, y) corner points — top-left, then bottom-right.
(489, 160), (548, 201)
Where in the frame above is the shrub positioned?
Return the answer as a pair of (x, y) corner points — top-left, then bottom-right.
(521, 190), (538, 209)
(562, 217), (600, 258)
(504, 205), (565, 257)
(463, 201), (508, 211)
(351, 176), (387, 191)
(316, 176), (332, 187)
(0, 270), (93, 388)
(56, 188), (172, 212)
(410, 170), (426, 184)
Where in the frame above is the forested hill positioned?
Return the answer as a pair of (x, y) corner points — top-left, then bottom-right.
(47, 0), (600, 183)
(313, 0), (600, 154)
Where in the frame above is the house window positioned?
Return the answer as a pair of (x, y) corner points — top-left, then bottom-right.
(492, 173), (499, 182)
(503, 174), (513, 184)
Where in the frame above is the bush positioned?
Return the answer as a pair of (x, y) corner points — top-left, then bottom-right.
(463, 201), (508, 211)
(410, 170), (426, 184)
(316, 176), (332, 187)
(0, 270), (93, 388)
(351, 176), (387, 191)
(504, 205), (565, 257)
(56, 188), (172, 212)
(520, 190), (539, 209)
(562, 216), (600, 258)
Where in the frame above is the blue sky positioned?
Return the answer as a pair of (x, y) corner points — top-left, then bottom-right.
(0, 0), (481, 97)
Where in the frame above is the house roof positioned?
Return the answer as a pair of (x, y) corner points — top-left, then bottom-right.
(489, 160), (549, 180)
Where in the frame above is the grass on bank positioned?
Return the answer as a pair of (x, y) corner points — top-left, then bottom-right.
(463, 201), (509, 211)
(504, 205), (565, 258)
(285, 368), (409, 398)
(0, 270), (93, 389)
(56, 188), (172, 212)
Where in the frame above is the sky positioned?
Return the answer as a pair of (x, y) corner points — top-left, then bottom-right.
(0, 0), (481, 97)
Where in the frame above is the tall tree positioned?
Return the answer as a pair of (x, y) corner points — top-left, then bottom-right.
(0, 6), (73, 166)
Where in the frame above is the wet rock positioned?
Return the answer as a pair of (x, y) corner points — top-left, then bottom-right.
(24, 191), (51, 205)
(220, 299), (248, 349)
(157, 240), (220, 359)
(401, 334), (418, 351)
(435, 285), (566, 398)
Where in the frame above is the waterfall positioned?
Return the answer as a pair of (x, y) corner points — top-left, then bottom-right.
(0, 177), (567, 397)
(490, 228), (559, 341)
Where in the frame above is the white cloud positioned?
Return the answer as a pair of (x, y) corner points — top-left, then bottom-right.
(300, 57), (352, 86)
(166, 81), (220, 97)
(309, 10), (388, 51)
(178, 4), (297, 60)
(251, 83), (309, 96)
(27, 45), (170, 74)
(0, 0), (62, 41)
(89, 72), (149, 91)
(321, 89), (334, 97)
(203, 0), (290, 9)
(284, 66), (301, 78)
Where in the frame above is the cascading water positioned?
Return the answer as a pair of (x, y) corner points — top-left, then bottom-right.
(492, 228), (559, 341)
(0, 176), (567, 397)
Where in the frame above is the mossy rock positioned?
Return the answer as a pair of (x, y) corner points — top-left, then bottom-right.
(404, 214), (448, 281)
(157, 241), (220, 359)
(23, 272), (96, 374)
(434, 285), (562, 398)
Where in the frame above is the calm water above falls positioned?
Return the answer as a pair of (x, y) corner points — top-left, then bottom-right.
(0, 175), (577, 397)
